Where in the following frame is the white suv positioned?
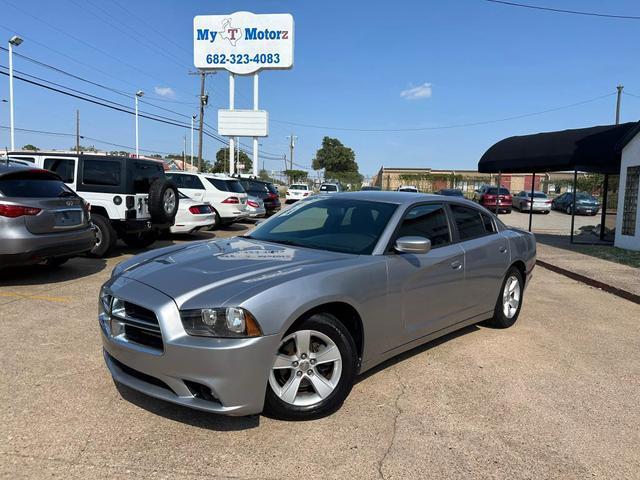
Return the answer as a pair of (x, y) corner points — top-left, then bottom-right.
(165, 171), (248, 226)
(285, 183), (311, 203)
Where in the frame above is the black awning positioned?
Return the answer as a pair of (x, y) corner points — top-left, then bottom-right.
(478, 121), (640, 174)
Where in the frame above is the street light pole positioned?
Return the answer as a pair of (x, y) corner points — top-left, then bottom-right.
(8, 35), (23, 151)
(135, 90), (144, 157)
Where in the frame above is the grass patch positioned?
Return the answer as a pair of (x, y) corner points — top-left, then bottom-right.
(575, 246), (640, 268)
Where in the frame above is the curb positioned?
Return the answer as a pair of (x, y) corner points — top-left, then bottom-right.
(536, 259), (640, 305)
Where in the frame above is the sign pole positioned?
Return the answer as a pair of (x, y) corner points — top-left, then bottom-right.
(229, 73), (235, 175)
(253, 72), (259, 177)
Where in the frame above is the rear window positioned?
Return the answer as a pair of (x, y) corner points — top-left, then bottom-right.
(44, 158), (75, 183)
(133, 162), (164, 193)
(320, 184), (338, 192)
(290, 184), (308, 190)
(241, 180), (268, 193)
(266, 183), (279, 194)
(0, 170), (76, 198)
(82, 159), (121, 186)
(206, 178), (245, 193)
(486, 188), (510, 195)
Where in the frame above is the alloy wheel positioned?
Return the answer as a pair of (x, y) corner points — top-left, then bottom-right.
(163, 189), (176, 214)
(269, 329), (342, 407)
(502, 275), (521, 319)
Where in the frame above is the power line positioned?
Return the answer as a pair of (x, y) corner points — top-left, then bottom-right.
(484, 0), (640, 20)
(623, 91), (640, 99)
(271, 92), (617, 133)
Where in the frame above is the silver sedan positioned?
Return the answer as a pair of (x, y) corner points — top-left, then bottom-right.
(100, 192), (536, 420)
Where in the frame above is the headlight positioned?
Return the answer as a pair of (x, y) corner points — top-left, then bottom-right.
(180, 307), (262, 338)
(98, 287), (112, 333)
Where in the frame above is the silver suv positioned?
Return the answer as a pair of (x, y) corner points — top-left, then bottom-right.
(0, 164), (95, 268)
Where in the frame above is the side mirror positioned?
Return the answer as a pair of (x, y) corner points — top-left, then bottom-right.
(394, 236), (431, 255)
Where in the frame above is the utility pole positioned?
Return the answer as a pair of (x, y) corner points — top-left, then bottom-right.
(190, 71), (214, 172)
(183, 135), (187, 167)
(616, 85), (623, 125)
(76, 110), (80, 155)
(286, 134), (297, 170)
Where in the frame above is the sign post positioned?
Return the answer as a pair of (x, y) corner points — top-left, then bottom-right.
(194, 12), (294, 176)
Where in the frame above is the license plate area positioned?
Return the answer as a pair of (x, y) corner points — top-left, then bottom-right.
(55, 210), (82, 227)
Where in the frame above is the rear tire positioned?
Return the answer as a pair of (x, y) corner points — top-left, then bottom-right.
(566, 205), (572, 215)
(264, 313), (357, 420)
(485, 267), (524, 329)
(148, 179), (179, 223)
(89, 214), (116, 258)
(122, 231), (158, 249)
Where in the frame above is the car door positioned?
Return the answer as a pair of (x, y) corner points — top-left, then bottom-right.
(179, 174), (206, 201)
(385, 202), (466, 341)
(449, 204), (509, 319)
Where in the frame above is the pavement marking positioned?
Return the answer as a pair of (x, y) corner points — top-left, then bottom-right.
(0, 292), (71, 304)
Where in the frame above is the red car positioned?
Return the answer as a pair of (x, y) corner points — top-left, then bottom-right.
(474, 186), (512, 213)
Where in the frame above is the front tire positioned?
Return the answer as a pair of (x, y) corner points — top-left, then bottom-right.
(264, 313), (357, 420)
(486, 267), (524, 329)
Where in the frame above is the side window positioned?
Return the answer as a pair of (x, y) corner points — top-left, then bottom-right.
(82, 159), (121, 186)
(480, 212), (496, 233)
(207, 178), (229, 191)
(451, 205), (491, 240)
(44, 158), (75, 183)
(133, 162), (163, 193)
(166, 174), (183, 188)
(184, 175), (205, 189)
(397, 204), (451, 247)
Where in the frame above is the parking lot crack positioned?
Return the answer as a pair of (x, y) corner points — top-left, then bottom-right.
(377, 368), (407, 480)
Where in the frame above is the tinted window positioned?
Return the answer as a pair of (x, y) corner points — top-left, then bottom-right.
(183, 175), (204, 189)
(207, 178), (244, 193)
(266, 183), (279, 195)
(165, 173), (183, 188)
(10, 156), (35, 163)
(44, 158), (75, 183)
(486, 188), (510, 195)
(481, 212), (495, 233)
(82, 159), (121, 186)
(249, 198), (397, 255)
(240, 180), (268, 193)
(0, 170), (76, 198)
(451, 205), (489, 240)
(290, 184), (308, 190)
(397, 204), (450, 247)
(133, 161), (163, 193)
(320, 184), (338, 192)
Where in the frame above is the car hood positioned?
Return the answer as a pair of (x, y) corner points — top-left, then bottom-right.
(119, 237), (350, 306)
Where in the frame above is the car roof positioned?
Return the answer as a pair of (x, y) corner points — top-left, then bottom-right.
(0, 163), (41, 177)
(324, 191), (484, 206)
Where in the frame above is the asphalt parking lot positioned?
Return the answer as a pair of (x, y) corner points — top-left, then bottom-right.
(496, 208), (613, 234)
(1, 223), (639, 479)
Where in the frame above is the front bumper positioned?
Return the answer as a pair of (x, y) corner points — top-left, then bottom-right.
(575, 206), (600, 215)
(100, 276), (280, 416)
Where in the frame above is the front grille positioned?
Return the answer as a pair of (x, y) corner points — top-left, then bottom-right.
(112, 299), (163, 350)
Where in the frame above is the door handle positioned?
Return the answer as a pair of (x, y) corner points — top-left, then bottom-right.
(450, 261), (462, 270)
(499, 246), (508, 254)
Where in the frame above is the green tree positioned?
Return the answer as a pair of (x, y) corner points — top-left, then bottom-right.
(284, 169), (308, 182)
(214, 147), (252, 173)
(312, 137), (358, 174)
(22, 144), (39, 151)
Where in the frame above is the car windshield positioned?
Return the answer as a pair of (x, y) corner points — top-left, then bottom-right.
(0, 170), (76, 198)
(290, 184), (307, 190)
(486, 188), (510, 195)
(525, 192), (547, 198)
(320, 184), (338, 191)
(247, 198), (397, 255)
(576, 193), (596, 201)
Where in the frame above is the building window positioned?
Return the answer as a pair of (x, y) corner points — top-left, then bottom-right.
(621, 166), (639, 236)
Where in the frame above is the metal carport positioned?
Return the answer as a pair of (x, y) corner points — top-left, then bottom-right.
(478, 121), (640, 243)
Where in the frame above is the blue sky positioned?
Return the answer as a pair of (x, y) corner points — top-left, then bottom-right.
(1, 0), (639, 176)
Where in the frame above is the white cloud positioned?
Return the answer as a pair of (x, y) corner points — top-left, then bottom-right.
(154, 86), (176, 98)
(400, 83), (432, 100)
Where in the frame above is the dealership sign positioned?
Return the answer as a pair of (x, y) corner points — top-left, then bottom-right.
(193, 12), (294, 75)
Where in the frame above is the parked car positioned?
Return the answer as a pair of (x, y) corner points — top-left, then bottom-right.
(361, 185), (381, 191)
(551, 192), (600, 215)
(396, 185), (419, 193)
(238, 177), (281, 216)
(246, 195), (267, 219)
(7, 151), (179, 257)
(512, 191), (551, 214)
(319, 182), (341, 193)
(165, 172), (248, 226)
(435, 188), (464, 197)
(285, 183), (311, 203)
(0, 164), (95, 268)
(170, 193), (216, 234)
(100, 192), (536, 420)
(473, 186), (512, 213)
